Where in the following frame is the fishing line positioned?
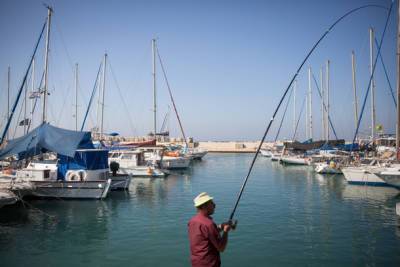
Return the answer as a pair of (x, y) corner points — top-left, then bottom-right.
(228, 3), (390, 222)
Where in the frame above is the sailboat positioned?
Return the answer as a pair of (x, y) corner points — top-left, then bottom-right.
(0, 7), (111, 199)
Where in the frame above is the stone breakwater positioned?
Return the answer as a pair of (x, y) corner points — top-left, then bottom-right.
(197, 141), (272, 153)
(158, 140), (271, 153)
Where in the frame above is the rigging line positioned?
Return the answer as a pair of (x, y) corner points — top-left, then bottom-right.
(274, 85), (294, 142)
(74, 68), (96, 129)
(160, 106), (171, 133)
(0, 21), (47, 145)
(27, 71), (45, 132)
(228, 4), (388, 222)
(292, 94), (307, 141)
(54, 19), (75, 71)
(56, 85), (72, 126)
(12, 86), (27, 139)
(311, 73), (339, 140)
(374, 37), (397, 108)
(80, 62), (103, 131)
(108, 58), (137, 136)
(156, 46), (188, 147)
(352, 1), (393, 147)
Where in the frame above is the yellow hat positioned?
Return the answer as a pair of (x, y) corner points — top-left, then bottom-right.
(194, 192), (213, 207)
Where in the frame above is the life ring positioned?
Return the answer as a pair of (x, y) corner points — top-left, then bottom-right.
(66, 170), (87, 181)
(76, 170), (87, 181)
(66, 170), (79, 181)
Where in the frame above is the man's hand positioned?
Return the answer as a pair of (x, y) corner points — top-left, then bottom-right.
(222, 223), (231, 233)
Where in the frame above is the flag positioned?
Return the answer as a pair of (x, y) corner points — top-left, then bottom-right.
(19, 118), (30, 126)
(29, 91), (41, 99)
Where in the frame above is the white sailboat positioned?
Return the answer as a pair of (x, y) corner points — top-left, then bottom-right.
(0, 7), (112, 199)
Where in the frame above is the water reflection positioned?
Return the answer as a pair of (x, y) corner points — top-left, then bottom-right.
(129, 166), (194, 206)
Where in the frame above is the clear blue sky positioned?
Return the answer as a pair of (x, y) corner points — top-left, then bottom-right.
(0, 0), (397, 141)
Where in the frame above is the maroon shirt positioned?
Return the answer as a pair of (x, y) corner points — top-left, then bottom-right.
(188, 213), (224, 267)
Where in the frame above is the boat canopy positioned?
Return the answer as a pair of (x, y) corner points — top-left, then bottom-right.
(284, 139), (345, 151)
(57, 149), (108, 179)
(0, 123), (93, 160)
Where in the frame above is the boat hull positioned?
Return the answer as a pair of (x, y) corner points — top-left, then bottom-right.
(314, 163), (342, 174)
(160, 157), (191, 169)
(375, 170), (400, 188)
(280, 157), (308, 165)
(28, 179), (111, 199)
(110, 174), (131, 190)
(119, 167), (166, 178)
(260, 149), (272, 157)
(342, 167), (386, 186)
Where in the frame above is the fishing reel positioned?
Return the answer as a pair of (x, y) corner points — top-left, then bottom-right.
(229, 219), (238, 230)
(221, 220), (238, 231)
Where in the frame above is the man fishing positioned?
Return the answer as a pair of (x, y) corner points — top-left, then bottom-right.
(188, 192), (236, 267)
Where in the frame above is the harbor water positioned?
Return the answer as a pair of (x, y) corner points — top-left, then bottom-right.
(1, 153), (400, 266)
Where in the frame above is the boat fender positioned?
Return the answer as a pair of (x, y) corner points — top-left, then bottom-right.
(147, 167), (153, 175)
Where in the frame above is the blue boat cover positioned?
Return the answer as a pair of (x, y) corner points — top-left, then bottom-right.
(0, 123), (94, 159)
(57, 149), (109, 179)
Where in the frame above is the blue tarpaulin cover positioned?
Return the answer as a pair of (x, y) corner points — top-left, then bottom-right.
(0, 123), (93, 159)
(57, 149), (109, 179)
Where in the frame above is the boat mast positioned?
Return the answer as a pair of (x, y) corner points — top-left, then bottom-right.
(369, 27), (376, 141)
(30, 59), (35, 130)
(152, 39), (157, 139)
(42, 6), (52, 124)
(308, 66), (313, 140)
(326, 60), (330, 141)
(293, 80), (296, 136)
(351, 51), (359, 131)
(24, 76), (27, 134)
(320, 67), (325, 140)
(101, 53), (107, 140)
(7, 66), (10, 141)
(397, 0), (400, 161)
(306, 76), (308, 139)
(75, 63), (78, 131)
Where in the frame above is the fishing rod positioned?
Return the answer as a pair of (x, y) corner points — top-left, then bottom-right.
(228, 3), (389, 223)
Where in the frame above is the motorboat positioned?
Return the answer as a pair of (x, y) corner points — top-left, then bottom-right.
(108, 150), (166, 178)
(138, 146), (191, 170)
(280, 155), (309, 165)
(314, 161), (342, 174)
(260, 149), (272, 157)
